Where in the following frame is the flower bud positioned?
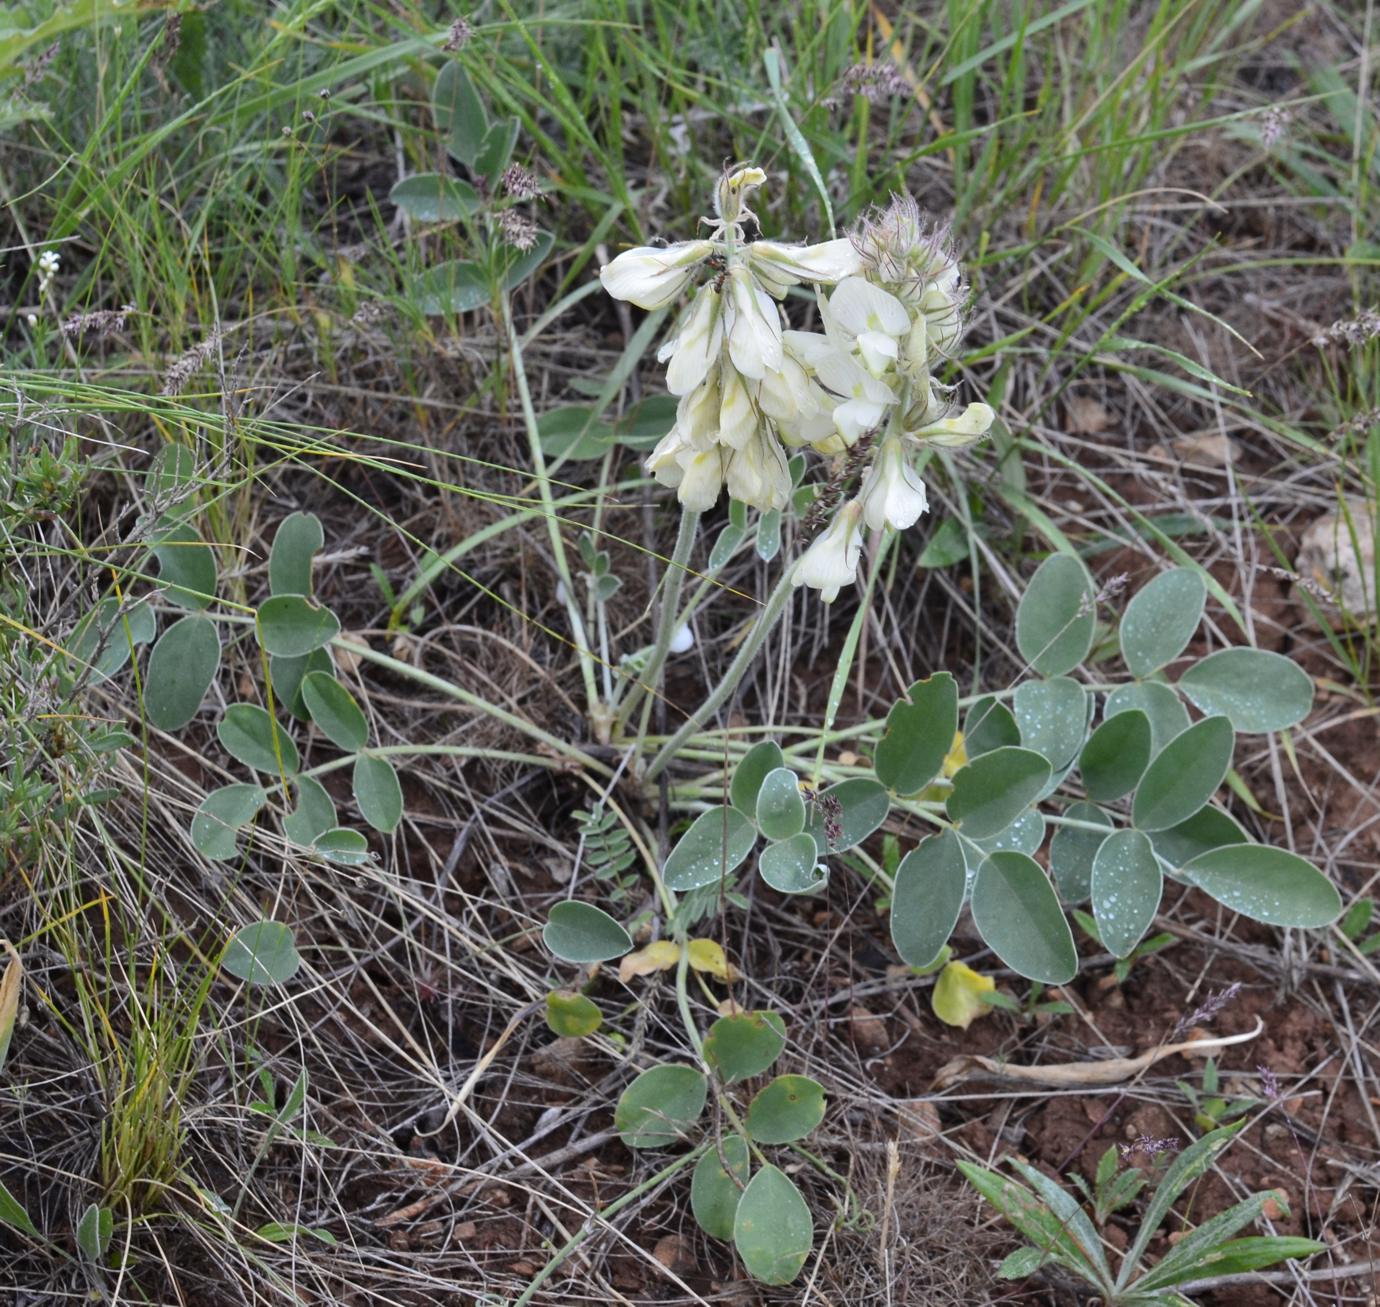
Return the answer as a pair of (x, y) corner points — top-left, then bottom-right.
(714, 165), (767, 226)
(913, 401), (994, 448)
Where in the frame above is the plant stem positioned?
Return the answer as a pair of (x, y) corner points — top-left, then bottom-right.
(614, 508), (700, 739)
(643, 565), (796, 785)
(333, 637), (612, 778)
(501, 292), (603, 728)
(511, 1145), (706, 1307)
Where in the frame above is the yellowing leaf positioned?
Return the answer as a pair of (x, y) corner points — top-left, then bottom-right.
(0, 940), (20, 1075)
(942, 731), (968, 779)
(687, 938), (740, 983)
(931, 960), (994, 1030)
(618, 939), (680, 984)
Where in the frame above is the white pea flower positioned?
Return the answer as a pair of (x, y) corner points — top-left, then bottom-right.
(676, 370), (721, 448)
(676, 444), (725, 511)
(859, 437), (929, 532)
(756, 352), (818, 424)
(794, 499), (864, 603)
(659, 285), (724, 395)
(747, 238), (862, 295)
(717, 362), (758, 450)
(725, 426), (791, 512)
(825, 276), (911, 377)
(814, 349), (897, 445)
(724, 265), (783, 380)
(600, 239), (714, 309)
(646, 428), (692, 489)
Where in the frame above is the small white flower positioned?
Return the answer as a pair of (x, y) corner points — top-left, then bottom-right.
(717, 362), (758, 450)
(859, 437), (929, 532)
(724, 266), (783, 380)
(646, 428), (691, 489)
(747, 238), (863, 295)
(599, 239), (714, 310)
(676, 444), (725, 511)
(669, 623), (695, 654)
(756, 352), (817, 424)
(827, 276), (911, 343)
(25, 313), (38, 326)
(659, 285), (723, 395)
(794, 499), (863, 603)
(725, 426), (791, 512)
(809, 347), (894, 444)
(38, 249), (60, 277)
(676, 371), (721, 448)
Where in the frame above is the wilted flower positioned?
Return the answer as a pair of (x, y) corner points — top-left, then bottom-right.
(442, 17), (473, 51)
(500, 163), (541, 201)
(497, 210), (538, 251)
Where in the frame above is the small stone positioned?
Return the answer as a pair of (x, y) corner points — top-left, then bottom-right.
(1295, 496), (1377, 624)
(335, 635), (367, 673)
(1147, 432), (1236, 465)
(1066, 396), (1110, 435)
(654, 1233), (695, 1271)
(897, 1099), (942, 1146)
(848, 1004), (888, 1051)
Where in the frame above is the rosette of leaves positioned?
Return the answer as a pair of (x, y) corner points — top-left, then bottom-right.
(882, 556), (1339, 983)
(960, 1122), (1322, 1302)
(390, 61), (551, 315)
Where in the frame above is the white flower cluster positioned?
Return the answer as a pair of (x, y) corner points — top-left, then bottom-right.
(600, 170), (993, 603)
(36, 249), (59, 294)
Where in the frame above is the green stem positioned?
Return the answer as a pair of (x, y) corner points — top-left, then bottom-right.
(615, 509), (700, 740)
(501, 292), (602, 724)
(512, 1145), (706, 1307)
(810, 530), (893, 785)
(643, 565), (796, 785)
